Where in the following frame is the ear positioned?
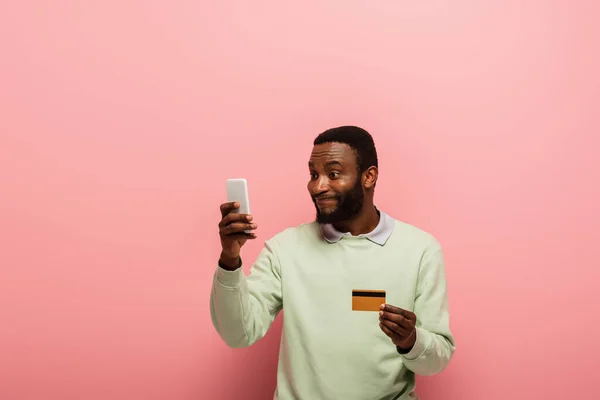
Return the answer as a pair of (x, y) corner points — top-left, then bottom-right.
(362, 166), (378, 189)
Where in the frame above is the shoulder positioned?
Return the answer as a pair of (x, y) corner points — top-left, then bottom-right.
(387, 214), (442, 253)
(265, 221), (322, 248)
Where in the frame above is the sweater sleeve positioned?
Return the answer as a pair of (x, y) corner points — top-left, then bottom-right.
(209, 240), (283, 348)
(400, 240), (456, 375)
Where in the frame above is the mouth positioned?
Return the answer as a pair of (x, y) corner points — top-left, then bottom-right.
(315, 197), (337, 206)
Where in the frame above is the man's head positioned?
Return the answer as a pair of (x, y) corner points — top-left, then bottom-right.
(308, 126), (378, 224)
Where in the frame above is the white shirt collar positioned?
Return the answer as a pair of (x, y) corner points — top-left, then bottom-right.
(319, 209), (394, 246)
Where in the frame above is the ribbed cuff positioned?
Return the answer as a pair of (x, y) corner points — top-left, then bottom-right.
(400, 327), (429, 360)
(215, 265), (244, 288)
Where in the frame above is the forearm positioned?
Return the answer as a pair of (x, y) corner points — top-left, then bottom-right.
(400, 240), (455, 375)
(210, 242), (283, 348)
(399, 327), (455, 376)
(210, 266), (254, 348)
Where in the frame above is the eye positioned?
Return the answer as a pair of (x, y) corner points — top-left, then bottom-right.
(310, 173), (318, 180)
(329, 171), (340, 179)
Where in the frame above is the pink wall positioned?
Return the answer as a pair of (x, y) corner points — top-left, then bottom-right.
(1, 1), (599, 399)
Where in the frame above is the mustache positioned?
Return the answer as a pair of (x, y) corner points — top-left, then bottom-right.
(312, 195), (339, 201)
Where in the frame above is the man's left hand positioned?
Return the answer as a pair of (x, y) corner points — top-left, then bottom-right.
(379, 304), (417, 352)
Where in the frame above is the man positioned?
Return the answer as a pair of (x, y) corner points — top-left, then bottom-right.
(210, 126), (455, 399)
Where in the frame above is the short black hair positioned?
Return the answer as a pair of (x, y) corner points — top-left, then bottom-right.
(313, 126), (378, 173)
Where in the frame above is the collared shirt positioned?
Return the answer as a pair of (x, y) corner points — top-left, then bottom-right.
(212, 206), (455, 399)
(319, 208), (395, 246)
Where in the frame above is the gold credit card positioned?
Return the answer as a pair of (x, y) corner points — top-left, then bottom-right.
(352, 290), (386, 311)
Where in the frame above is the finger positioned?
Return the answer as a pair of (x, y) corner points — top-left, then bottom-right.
(379, 318), (410, 337)
(220, 202), (240, 217)
(219, 212), (253, 227)
(380, 313), (412, 335)
(380, 303), (408, 315)
(380, 312), (412, 330)
(226, 233), (257, 240)
(221, 222), (258, 235)
(379, 322), (402, 342)
(381, 304), (416, 321)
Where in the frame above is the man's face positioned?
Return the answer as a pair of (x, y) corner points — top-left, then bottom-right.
(307, 142), (364, 224)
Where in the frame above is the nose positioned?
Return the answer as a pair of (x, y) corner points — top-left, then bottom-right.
(310, 175), (329, 196)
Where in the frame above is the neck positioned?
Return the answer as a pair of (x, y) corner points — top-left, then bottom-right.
(332, 202), (380, 236)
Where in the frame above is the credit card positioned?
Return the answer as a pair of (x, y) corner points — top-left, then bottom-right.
(352, 290), (386, 311)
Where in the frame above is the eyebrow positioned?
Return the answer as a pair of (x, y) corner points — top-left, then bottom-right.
(308, 160), (344, 168)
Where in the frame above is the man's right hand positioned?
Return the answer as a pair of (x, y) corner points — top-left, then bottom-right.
(218, 201), (257, 270)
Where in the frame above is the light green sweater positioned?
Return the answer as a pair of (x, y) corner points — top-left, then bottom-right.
(210, 212), (455, 400)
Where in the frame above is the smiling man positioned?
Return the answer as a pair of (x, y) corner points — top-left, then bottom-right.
(210, 126), (455, 400)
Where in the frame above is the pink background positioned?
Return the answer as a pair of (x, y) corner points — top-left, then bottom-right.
(1, 1), (599, 399)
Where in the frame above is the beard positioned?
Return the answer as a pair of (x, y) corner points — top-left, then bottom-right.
(312, 177), (364, 224)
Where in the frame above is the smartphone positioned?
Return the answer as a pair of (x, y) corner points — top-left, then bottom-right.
(226, 179), (251, 232)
